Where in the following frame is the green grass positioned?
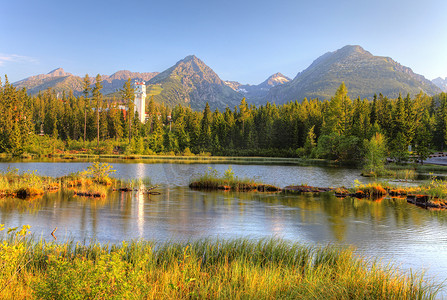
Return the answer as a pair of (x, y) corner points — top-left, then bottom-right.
(0, 226), (440, 299)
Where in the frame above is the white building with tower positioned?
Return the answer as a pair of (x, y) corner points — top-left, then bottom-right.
(134, 81), (146, 123)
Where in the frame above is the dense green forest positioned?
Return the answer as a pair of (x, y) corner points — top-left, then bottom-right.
(1, 75), (447, 166)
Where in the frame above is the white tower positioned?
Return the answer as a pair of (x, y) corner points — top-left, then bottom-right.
(134, 81), (146, 123)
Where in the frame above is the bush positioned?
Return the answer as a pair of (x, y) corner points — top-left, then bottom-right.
(80, 162), (116, 185)
(182, 147), (194, 156)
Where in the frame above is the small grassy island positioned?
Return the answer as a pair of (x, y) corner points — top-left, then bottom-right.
(0, 162), (156, 201)
(189, 166), (281, 192)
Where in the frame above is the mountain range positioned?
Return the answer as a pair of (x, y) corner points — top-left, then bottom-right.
(13, 45), (444, 110)
(13, 68), (159, 96)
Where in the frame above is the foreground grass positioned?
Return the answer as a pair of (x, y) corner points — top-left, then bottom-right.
(0, 227), (440, 299)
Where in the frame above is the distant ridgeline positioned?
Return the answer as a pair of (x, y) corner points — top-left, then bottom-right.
(12, 45), (442, 111)
(2, 68), (447, 168)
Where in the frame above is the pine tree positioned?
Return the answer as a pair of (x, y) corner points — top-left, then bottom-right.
(82, 74), (91, 143)
(414, 110), (432, 164)
(238, 98), (250, 139)
(322, 82), (352, 135)
(92, 74), (103, 151)
(120, 79), (135, 144)
(108, 102), (123, 140)
(0, 76), (31, 155)
(199, 102), (212, 150)
(304, 125), (316, 156)
(363, 133), (386, 176)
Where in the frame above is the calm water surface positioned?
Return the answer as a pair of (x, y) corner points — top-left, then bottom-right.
(0, 161), (446, 293)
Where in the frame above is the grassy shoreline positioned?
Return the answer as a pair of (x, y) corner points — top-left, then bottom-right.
(0, 152), (333, 167)
(0, 229), (440, 299)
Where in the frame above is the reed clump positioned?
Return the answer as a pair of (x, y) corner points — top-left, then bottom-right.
(0, 227), (440, 300)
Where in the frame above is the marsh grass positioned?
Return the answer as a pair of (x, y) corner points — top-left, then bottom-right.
(362, 167), (417, 180)
(392, 169), (418, 180)
(116, 177), (153, 190)
(0, 229), (440, 299)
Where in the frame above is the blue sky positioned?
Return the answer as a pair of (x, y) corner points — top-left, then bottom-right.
(1, 0), (446, 84)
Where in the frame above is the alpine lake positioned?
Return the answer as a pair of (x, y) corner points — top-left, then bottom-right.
(1, 159), (446, 295)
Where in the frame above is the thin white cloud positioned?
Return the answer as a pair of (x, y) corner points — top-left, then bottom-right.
(0, 53), (38, 66)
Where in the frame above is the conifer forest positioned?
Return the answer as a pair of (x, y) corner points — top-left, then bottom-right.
(1, 75), (447, 166)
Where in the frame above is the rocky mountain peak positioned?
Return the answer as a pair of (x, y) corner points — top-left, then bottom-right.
(47, 67), (70, 77)
(337, 45), (371, 56)
(181, 55), (198, 63)
(264, 73), (291, 86)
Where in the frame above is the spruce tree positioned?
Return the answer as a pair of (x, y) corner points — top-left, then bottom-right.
(120, 79), (135, 144)
(82, 74), (91, 144)
(92, 74), (103, 151)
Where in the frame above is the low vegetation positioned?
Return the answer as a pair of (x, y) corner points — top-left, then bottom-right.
(0, 226), (440, 299)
